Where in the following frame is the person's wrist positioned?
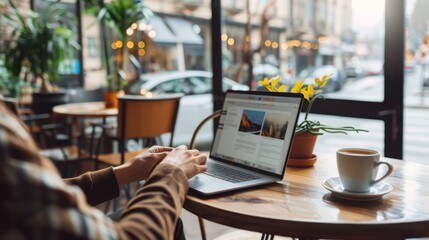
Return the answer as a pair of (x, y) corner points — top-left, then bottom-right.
(112, 164), (132, 186)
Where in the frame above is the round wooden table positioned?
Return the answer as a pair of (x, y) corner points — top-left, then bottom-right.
(52, 102), (118, 160)
(185, 155), (429, 239)
(52, 101), (117, 118)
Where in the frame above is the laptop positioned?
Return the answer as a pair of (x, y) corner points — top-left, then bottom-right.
(189, 90), (303, 195)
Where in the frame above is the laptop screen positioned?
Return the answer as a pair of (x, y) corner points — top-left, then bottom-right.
(210, 90), (303, 175)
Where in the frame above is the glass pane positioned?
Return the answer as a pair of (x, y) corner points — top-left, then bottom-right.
(221, 0), (385, 102)
(81, 0), (211, 89)
(309, 114), (384, 157)
(404, 0), (429, 164)
(34, 0), (81, 88)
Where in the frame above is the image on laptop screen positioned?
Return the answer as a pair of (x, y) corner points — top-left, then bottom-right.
(210, 91), (302, 175)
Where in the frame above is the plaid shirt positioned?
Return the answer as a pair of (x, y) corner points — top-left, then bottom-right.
(0, 101), (189, 240)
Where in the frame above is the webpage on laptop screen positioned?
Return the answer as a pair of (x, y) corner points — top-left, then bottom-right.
(211, 93), (301, 175)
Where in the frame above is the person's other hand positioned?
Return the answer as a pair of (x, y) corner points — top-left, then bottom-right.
(113, 145), (173, 186)
(162, 145), (207, 179)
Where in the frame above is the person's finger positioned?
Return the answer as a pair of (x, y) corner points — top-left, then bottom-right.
(195, 155), (207, 165)
(201, 157), (207, 165)
(153, 152), (169, 160)
(176, 145), (188, 150)
(152, 146), (174, 153)
(195, 165), (207, 174)
(189, 149), (200, 156)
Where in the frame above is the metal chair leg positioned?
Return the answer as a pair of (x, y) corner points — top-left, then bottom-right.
(198, 217), (207, 240)
(261, 233), (274, 240)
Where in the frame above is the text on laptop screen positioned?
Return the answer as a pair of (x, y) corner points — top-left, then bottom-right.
(210, 92), (301, 175)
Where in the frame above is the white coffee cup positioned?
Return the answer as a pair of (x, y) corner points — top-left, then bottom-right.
(336, 148), (393, 193)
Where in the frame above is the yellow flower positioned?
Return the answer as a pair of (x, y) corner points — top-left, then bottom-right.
(300, 88), (310, 101)
(290, 80), (305, 93)
(307, 83), (315, 96)
(270, 75), (280, 88)
(277, 84), (286, 92)
(258, 77), (270, 86)
(315, 75), (328, 88)
(257, 73), (367, 135)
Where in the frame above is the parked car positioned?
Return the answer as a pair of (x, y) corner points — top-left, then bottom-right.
(297, 65), (346, 92)
(124, 70), (249, 146)
(344, 64), (364, 79)
(360, 60), (383, 76)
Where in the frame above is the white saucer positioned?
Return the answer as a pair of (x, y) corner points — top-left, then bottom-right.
(322, 177), (393, 201)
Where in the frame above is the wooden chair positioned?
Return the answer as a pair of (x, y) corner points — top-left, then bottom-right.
(93, 94), (183, 167)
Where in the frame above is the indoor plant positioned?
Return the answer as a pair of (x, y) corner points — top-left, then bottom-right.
(0, 57), (23, 97)
(3, 0), (79, 93)
(85, 0), (153, 107)
(259, 74), (367, 167)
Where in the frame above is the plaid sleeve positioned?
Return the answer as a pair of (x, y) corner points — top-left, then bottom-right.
(0, 158), (119, 240)
(1, 102), (189, 240)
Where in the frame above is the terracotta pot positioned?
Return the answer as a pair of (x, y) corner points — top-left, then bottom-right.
(289, 131), (318, 159)
(103, 91), (123, 108)
(287, 132), (319, 168)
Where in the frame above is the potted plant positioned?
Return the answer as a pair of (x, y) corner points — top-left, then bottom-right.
(3, 0), (80, 94)
(0, 56), (24, 98)
(3, 0), (80, 114)
(85, 0), (153, 108)
(259, 75), (367, 167)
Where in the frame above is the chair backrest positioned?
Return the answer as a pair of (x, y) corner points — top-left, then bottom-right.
(117, 94), (183, 146)
(68, 88), (104, 103)
(1, 97), (20, 117)
(31, 92), (70, 114)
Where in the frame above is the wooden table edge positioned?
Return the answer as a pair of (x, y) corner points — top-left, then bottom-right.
(184, 195), (429, 239)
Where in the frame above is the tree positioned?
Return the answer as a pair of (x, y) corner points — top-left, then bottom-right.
(232, 0), (276, 89)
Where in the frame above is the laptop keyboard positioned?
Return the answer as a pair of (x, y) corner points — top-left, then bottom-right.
(204, 161), (261, 183)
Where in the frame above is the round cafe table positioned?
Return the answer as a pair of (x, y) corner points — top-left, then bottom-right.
(185, 154), (429, 240)
(52, 102), (118, 159)
(52, 101), (117, 118)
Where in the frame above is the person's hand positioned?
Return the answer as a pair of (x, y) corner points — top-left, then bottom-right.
(162, 145), (207, 179)
(113, 145), (173, 186)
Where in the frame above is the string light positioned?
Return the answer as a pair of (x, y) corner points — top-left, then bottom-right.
(139, 23), (147, 31)
(227, 38), (235, 46)
(138, 41), (145, 48)
(138, 49), (145, 56)
(271, 41), (279, 49)
(126, 41), (134, 49)
(221, 34), (228, 41)
(302, 41), (312, 49)
(264, 40), (272, 47)
(126, 28), (134, 36)
(148, 30), (156, 38)
(131, 23), (138, 29)
(116, 40), (123, 48)
(281, 42), (288, 49)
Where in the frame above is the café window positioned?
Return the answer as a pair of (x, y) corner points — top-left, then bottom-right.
(214, 1), (413, 161)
